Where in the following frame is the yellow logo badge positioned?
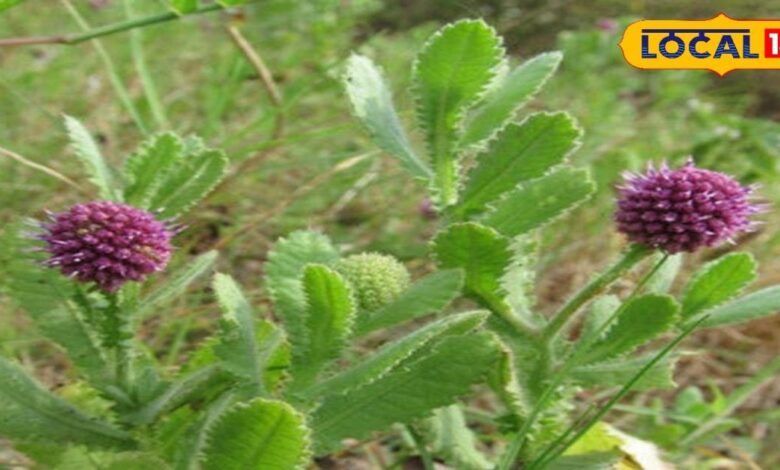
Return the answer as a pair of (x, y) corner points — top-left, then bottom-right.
(619, 13), (780, 76)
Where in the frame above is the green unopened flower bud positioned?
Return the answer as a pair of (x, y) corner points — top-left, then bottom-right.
(336, 253), (410, 312)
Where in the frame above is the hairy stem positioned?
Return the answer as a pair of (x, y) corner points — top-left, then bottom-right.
(543, 243), (652, 341)
(481, 292), (539, 337)
(497, 247), (663, 469)
(529, 315), (709, 469)
(100, 293), (134, 393)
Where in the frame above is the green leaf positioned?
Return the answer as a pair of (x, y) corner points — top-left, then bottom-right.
(486, 339), (528, 416)
(265, 231), (340, 355)
(482, 166), (595, 238)
(212, 273), (267, 396)
(0, 0), (24, 13)
(432, 222), (512, 314)
(170, 0), (198, 14)
(126, 365), (227, 426)
(311, 331), (499, 453)
(645, 253), (683, 294)
(157, 393), (232, 470)
(136, 250), (217, 320)
(64, 115), (120, 201)
(412, 19), (504, 205)
(571, 353), (678, 390)
(586, 294), (679, 361)
(290, 265), (356, 390)
(460, 52), (563, 148)
(123, 132), (184, 208)
(457, 112), (581, 217)
(202, 398), (311, 470)
(149, 147), (228, 218)
(423, 405), (492, 470)
(305, 311), (488, 399)
(184, 320), (290, 395)
(541, 319), (706, 468)
(697, 285), (780, 328)
(355, 269), (464, 335)
(580, 295), (620, 345)
(0, 357), (132, 448)
(124, 133), (220, 214)
(565, 422), (623, 456)
(256, 320), (292, 393)
(344, 54), (430, 180)
(2, 226), (112, 384)
(501, 236), (543, 326)
(681, 252), (756, 319)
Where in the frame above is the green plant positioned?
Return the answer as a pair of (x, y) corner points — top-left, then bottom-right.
(1, 14), (779, 470)
(342, 19), (780, 468)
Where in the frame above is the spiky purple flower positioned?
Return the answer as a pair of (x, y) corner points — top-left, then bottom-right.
(615, 160), (761, 253)
(40, 201), (174, 292)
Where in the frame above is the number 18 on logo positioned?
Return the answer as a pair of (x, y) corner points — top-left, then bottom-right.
(767, 29), (780, 58)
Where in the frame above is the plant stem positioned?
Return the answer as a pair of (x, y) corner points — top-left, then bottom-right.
(497, 247), (663, 469)
(405, 424), (435, 470)
(529, 315), (709, 469)
(101, 293), (134, 392)
(127, 364), (228, 426)
(543, 243), (652, 342)
(0, 3), (231, 47)
(482, 292), (539, 337)
(60, 0), (148, 135)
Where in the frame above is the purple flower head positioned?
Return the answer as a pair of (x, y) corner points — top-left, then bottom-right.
(40, 201), (174, 292)
(596, 18), (618, 32)
(615, 160), (762, 253)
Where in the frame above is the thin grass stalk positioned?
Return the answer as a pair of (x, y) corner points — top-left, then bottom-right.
(60, 0), (148, 135)
(0, 3), (234, 47)
(497, 252), (669, 469)
(0, 145), (88, 195)
(528, 315), (710, 469)
(124, 0), (170, 130)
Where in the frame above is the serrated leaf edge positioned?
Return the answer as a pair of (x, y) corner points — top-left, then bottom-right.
(457, 111), (584, 219)
(411, 19), (506, 208)
(680, 252), (757, 317)
(460, 50), (564, 152)
(308, 311), (489, 399)
(202, 398), (312, 469)
(343, 54), (431, 181)
(312, 332), (500, 452)
(430, 221), (514, 313)
(479, 166), (596, 237)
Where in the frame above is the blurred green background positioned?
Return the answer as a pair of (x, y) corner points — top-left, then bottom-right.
(1, 1), (779, 468)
